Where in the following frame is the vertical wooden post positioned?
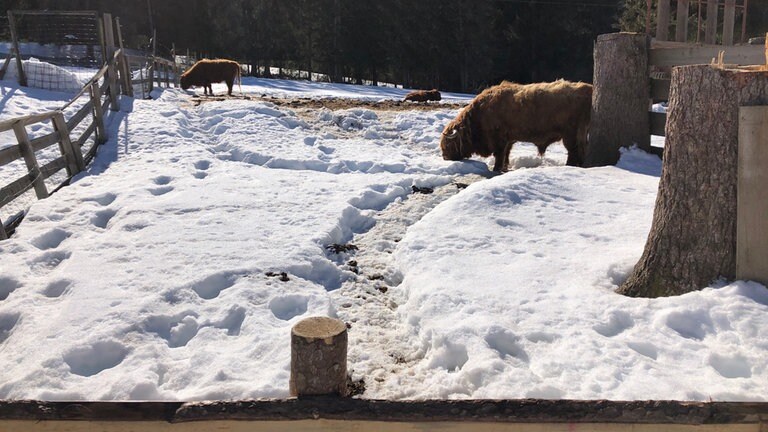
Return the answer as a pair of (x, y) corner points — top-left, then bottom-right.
(164, 62), (170, 88)
(586, 33), (651, 167)
(737, 106), (768, 285)
(13, 122), (48, 200)
(115, 17), (133, 97)
(705, 0), (719, 44)
(148, 59), (155, 93)
(675, 0), (690, 43)
(52, 113), (83, 175)
(90, 83), (107, 144)
(103, 14), (120, 111)
(7, 11), (27, 87)
(290, 317), (348, 397)
(723, 0), (736, 46)
(656, 0), (671, 41)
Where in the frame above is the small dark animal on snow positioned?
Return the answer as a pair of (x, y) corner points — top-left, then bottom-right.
(404, 89), (441, 103)
(180, 59), (242, 96)
(440, 80), (592, 171)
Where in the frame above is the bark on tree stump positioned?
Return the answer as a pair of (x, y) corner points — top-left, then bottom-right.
(585, 32), (650, 167)
(619, 65), (768, 298)
(289, 316), (348, 397)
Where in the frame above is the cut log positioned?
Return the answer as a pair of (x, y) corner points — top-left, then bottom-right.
(289, 316), (347, 397)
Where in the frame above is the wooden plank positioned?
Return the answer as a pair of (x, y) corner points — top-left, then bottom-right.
(12, 122), (48, 199)
(656, 0), (671, 41)
(0, 174), (34, 208)
(39, 157), (68, 180)
(650, 111), (667, 136)
(675, 0), (690, 43)
(7, 11), (27, 87)
(651, 77), (671, 102)
(103, 14), (120, 111)
(0, 420), (761, 432)
(115, 17), (133, 97)
(649, 44), (763, 67)
(0, 111), (59, 132)
(29, 130), (61, 153)
(705, 0), (719, 45)
(53, 112), (83, 174)
(0, 52), (12, 80)
(0, 215), (7, 240)
(9, 10), (99, 17)
(737, 106), (768, 285)
(723, 0), (736, 45)
(91, 83), (107, 144)
(75, 122), (97, 150)
(0, 145), (22, 168)
(65, 99), (95, 131)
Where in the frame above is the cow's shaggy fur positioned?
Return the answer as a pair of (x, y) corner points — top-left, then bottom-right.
(180, 59), (242, 96)
(440, 80), (592, 171)
(404, 89), (441, 102)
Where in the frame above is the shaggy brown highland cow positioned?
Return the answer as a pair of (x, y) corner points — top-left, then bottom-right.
(180, 59), (242, 96)
(404, 89), (441, 102)
(440, 80), (592, 171)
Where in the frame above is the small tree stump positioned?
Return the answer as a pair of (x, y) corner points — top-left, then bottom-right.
(289, 317), (348, 397)
(619, 65), (768, 297)
(586, 32), (651, 167)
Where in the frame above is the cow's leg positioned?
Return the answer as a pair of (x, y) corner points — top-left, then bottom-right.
(206, 84), (213, 96)
(226, 79), (234, 96)
(493, 142), (514, 172)
(563, 135), (582, 167)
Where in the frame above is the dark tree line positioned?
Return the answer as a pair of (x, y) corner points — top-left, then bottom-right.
(11, 0), (764, 92)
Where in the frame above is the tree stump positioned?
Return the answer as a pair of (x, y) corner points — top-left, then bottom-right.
(586, 32), (651, 167)
(619, 65), (768, 298)
(289, 316), (348, 397)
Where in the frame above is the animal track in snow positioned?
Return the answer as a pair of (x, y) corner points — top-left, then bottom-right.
(428, 341), (468, 372)
(83, 192), (117, 206)
(189, 271), (240, 300)
(43, 280), (72, 298)
(664, 309), (713, 341)
(148, 186), (174, 196)
(268, 295), (308, 321)
(28, 251), (71, 274)
(708, 353), (752, 379)
(30, 228), (71, 250)
(0, 312), (20, 343)
(485, 329), (529, 362)
(63, 341), (129, 376)
(193, 171), (208, 179)
(592, 310), (634, 337)
(143, 313), (200, 348)
(152, 175), (173, 185)
(626, 341), (658, 360)
(91, 209), (117, 229)
(0, 277), (22, 301)
(194, 160), (211, 171)
(212, 306), (246, 336)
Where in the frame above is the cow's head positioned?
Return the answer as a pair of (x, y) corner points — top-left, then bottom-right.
(440, 117), (472, 161)
(180, 74), (191, 90)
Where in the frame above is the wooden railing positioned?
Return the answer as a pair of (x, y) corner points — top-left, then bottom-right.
(648, 40), (764, 137)
(0, 50), (120, 239)
(124, 54), (181, 99)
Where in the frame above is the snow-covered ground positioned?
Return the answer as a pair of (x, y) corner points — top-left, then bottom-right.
(0, 76), (766, 402)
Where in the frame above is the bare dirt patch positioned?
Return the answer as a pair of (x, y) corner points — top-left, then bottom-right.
(191, 94), (468, 111)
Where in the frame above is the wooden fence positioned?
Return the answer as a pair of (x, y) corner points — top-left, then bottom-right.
(652, 0), (749, 45)
(0, 11), (182, 239)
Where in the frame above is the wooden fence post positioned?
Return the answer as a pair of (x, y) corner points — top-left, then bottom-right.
(102, 14), (120, 111)
(12, 122), (48, 200)
(705, 0), (719, 44)
(90, 83), (107, 144)
(656, 0), (671, 41)
(585, 32), (651, 167)
(737, 106), (768, 285)
(148, 59), (155, 94)
(115, 17), (133, 97)
(290, 317), (348, 397)
(0, 217), (7, 240)
(51, 112), (83, 175)
(675, 0), (690, 43)
(723, 0), (736, 46)
(7, 11), (27, 87)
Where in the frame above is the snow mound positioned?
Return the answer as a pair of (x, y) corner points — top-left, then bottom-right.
(3, 58), (85, 93)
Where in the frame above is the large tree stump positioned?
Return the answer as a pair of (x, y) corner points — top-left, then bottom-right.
(289, 317), (348, 397)
(619, 65), (768, 298)
(586, 33), (650, 167)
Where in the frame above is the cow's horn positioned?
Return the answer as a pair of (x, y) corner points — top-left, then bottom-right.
(442, 128), (459, 139)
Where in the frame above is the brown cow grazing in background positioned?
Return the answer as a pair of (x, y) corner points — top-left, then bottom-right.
(440, 80), (592, 171)
(404, 89), (442, 103)
(180, 59), (242, 96)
